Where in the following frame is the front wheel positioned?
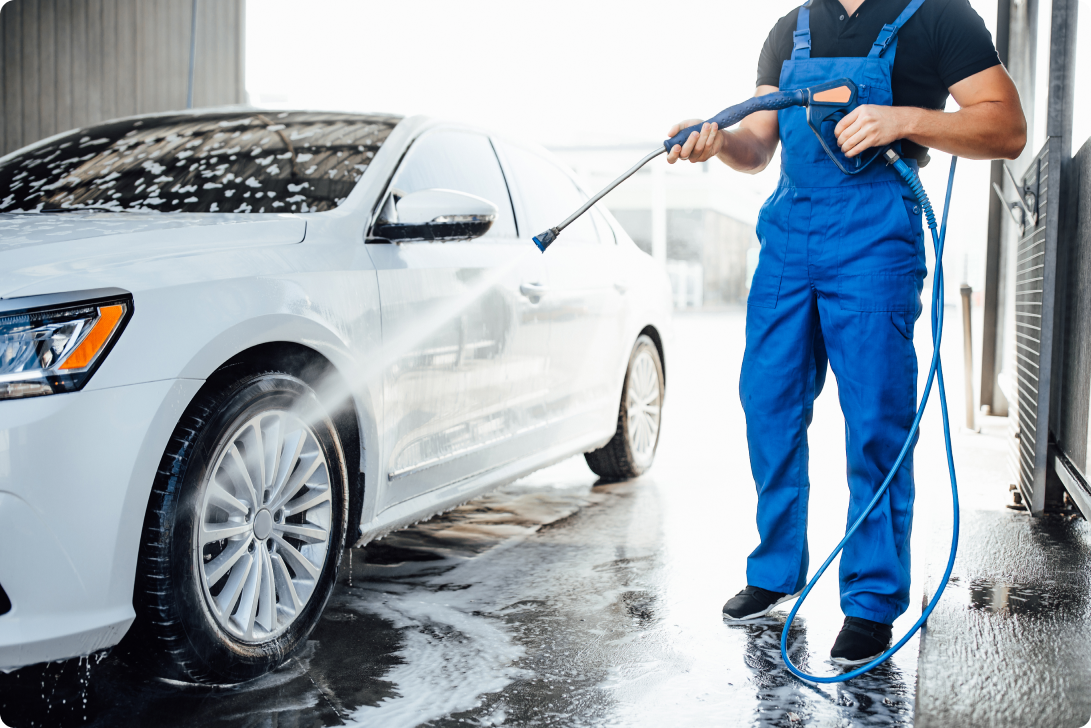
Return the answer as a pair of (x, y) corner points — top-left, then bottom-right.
(585, 335), (664, 481)
(128, 370), (349, 684)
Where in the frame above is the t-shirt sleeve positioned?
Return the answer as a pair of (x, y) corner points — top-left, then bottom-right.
(932, 0), (1001, 88)
(756, 11), (796, 88)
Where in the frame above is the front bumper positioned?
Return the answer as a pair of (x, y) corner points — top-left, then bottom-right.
(0, 378), (202, 671)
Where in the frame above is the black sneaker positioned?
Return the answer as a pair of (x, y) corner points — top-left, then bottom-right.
(830, 616), (893, 666)
(722, 585), (801, 620)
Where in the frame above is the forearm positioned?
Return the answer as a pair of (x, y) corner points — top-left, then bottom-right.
(716, 127), (779, 174)
(899, 100), (1026, 160)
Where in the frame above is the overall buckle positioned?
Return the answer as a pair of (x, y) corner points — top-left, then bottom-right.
(870, 24), (898, 56)
(792, 30), (811, 54)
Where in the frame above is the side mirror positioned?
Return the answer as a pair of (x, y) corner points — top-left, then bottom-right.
(374, 188), (498, 242)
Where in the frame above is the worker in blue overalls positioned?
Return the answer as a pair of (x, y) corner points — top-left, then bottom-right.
(667, 0), (1025, 664)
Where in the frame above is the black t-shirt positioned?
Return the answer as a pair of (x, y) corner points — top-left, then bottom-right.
(756, 0), (1000, 161)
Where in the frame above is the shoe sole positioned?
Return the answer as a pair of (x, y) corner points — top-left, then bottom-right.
(831, 649), (887, 667)
(722, 590), (803, 621)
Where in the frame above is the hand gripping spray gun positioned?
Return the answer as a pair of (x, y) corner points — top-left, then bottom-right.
(533, 79), (960, 684)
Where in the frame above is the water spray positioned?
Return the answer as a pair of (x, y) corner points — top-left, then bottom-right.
(306, 250), (538, 432)
(530, 80), (960, 683)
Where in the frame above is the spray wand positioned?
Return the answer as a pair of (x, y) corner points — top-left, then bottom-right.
(532, 78), (874, 252)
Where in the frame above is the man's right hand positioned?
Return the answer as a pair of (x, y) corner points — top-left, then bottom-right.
(666, 120), (723, 164)
(665, 86), (783, 174)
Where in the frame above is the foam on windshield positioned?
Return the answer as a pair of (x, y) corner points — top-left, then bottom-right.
(0, 111), (402, 214)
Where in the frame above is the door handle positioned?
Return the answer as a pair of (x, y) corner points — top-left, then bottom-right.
(519, 282), (550, 298)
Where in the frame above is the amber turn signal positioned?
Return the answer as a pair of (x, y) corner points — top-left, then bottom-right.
(59, 304), (125, 370)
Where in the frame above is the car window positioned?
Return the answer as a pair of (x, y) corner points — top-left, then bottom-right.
(496, 142), (600, 247)
(385, 130), (517, 239)
(0, 112), (402, 214)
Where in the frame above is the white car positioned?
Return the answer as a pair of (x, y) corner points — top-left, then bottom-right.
(0, 109), (671, 683)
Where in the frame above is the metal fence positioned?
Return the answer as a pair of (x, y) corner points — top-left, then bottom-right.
(1010, 141), (1057, 514)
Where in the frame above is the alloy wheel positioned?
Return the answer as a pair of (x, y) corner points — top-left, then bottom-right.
(196, 410), (333, 643)
(626, 347), (662, 468)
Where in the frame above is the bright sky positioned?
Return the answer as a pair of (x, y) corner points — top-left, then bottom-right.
(246, 0), (1089, 291)
(247, 0), (824, 146)
(245, 0), (1087, 146)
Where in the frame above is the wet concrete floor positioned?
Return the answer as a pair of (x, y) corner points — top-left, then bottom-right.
(2, 308), (1090, 727)
(914, 414), (1091, 728)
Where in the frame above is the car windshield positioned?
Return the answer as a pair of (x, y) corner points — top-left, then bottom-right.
(0, 111), (401, 214)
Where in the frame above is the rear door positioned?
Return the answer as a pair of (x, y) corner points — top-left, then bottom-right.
(496, 141), (625, 437)
(367, 129), (551, 511)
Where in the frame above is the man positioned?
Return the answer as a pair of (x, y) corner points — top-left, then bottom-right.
(667, 0), (1025, 665)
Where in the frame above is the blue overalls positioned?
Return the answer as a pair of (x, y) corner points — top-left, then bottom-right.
(741, 0), (928, 624)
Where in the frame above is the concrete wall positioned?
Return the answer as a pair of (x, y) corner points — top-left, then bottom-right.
(611, 208), (756, 305)
(0, 0), (245, 157)
(693, 210), (757, 305)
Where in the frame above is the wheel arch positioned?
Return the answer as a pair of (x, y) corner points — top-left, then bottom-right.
(168, 312), (380, 539)
(203, 341), (367, 541)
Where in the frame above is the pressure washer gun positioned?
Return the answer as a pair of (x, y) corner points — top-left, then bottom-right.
(532, 78), (881, 252)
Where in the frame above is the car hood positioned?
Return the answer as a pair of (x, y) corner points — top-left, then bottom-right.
(0, 212), (307, 298)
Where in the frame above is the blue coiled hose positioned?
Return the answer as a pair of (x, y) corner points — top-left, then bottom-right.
(779, 153), (961, 683)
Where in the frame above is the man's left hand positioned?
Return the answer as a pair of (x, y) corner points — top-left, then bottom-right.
(834, 105), (909, 158)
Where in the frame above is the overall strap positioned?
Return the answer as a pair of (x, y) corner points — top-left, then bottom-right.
(869, 0), (928, 58)
(792, 1), (813, 60)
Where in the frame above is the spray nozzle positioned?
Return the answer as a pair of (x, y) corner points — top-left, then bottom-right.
(532, 228), (558, 252)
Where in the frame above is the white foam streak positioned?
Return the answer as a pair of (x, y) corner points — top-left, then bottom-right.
(345, 594), (526, 728)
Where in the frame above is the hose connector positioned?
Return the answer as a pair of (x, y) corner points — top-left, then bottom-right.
(885, 148), (937, 231)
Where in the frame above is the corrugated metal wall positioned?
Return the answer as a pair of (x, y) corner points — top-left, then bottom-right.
(1011, 143), (1049, 509)
(0, 0), (245, 157)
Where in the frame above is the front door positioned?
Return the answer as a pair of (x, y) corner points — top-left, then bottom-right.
(367, 129), (550, 511)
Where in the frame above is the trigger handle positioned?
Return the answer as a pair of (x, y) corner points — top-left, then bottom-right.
(802, 78), (888, 176)
(662, 90), (806, 152)
(804, 77), (861, 127)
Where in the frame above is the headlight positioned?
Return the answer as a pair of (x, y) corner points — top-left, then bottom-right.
(0, 288), (133, 400)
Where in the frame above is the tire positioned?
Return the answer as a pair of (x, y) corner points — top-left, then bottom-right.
(585, 334), (664, 481)
(128, 369), (349, 684)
